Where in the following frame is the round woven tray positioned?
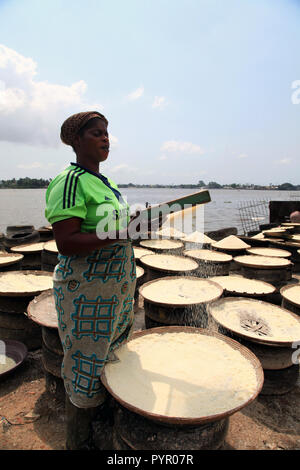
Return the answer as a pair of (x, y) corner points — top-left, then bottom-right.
(183, 249), (232, 263)
(133, 247), (153, 260)
(136, 266), (145, 279)
(140, 254), (198, 273)
(0, 339), (28, 379)
(233, 255), (292, 270)
(209, 275), (276, 297)
(208, 297), (300, 347)
(139, 276), (223, 307)
(0, 270), (53, 297)
(10, 242), (45, 254)
(246, 247), (291, 258)
(280, 284), (300, 309)
(27, 289), (57, 328)
(140, 239), (184, 251)
(0, 253), (24, 268)
(101, 326), (264, 425)
(43, 240), (58, 253)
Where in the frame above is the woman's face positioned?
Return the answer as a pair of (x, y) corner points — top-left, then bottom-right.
(75, 119), (110, 162)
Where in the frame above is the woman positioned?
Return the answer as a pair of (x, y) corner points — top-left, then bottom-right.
(45, 111), (141, 415)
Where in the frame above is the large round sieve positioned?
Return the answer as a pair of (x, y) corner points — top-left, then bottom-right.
(208, 297), (300, 347)
(233, 255), (292, 270)
(27, 289), (57, 328)
(0, 270), (53, 297)
(139, 276), (223, 308)
(101, 326), (264, 426)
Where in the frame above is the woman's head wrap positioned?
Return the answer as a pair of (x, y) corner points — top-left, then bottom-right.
(60, 111), (108, 146)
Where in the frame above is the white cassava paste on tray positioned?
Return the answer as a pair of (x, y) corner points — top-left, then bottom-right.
(211, 235), (250, 250)
(140, 239), (183, 250)
(0, 253), (23, 265)
(133, 247), (153, 259)
(136, 266), (144, 279)
(43, 240), (58, 253)
(281, 285), (300, 307)
(209, 298), (300, 343)
(209, 275), (275, 295)
(141, 254), (198, 272)
(181, 231), (213, 244)
(0, 355), (17, 374)
(0, 272), (53, 294)
(184, 249), (232, 263)
(156, 227), (185, 239)
(234, 255), (291, 268)
(10, 242), (45, 253)
(246, 247), (291, 258)
(104, 332), (259, 418)
(141, 277), (222, 305)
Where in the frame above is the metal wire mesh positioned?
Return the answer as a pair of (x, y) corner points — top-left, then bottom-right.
(238, 200), (269, 235)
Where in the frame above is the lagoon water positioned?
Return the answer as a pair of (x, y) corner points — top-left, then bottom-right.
(0, 188), (299, 236)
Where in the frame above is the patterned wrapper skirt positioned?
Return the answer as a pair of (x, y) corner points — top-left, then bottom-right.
(53, 240), (136, 408)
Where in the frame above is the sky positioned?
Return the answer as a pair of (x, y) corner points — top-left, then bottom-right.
(0, 0), (300, 185)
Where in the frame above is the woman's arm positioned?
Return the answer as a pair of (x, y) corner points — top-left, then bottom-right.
(52, 217), (128, 256)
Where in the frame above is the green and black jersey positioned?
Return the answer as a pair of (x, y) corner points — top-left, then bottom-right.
(45, 163), (130, 233)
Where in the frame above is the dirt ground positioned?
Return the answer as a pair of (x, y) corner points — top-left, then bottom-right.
(0, 305), (300, 451)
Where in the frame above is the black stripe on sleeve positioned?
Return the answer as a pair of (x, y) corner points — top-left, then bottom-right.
(71, 170), (86, 207)
(63, 168), (81, 209)
(66, 168), (82, 209)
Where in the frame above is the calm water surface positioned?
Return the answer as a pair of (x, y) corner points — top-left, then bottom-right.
(0, 188), (299, 236)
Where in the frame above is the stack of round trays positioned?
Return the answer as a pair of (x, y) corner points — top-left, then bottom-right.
(209, 275), (276, 303)
(27, 289), (65, 401)
(139, 239), (184, 255)
(0, 253), (24, 272)
(208, 297), (300, 395)
(140, 276), (223, 329)
(10, 242), (45, 270)
(101, 326), (263, 450)
(139, 254), (199, 282)
(183, 249), (232, 277)
(0, 270), (53, 350)
(41, 240), (58, 272)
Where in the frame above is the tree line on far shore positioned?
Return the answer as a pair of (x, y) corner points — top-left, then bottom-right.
(0, 177), (51, 188)
(0, 178), (299, 191)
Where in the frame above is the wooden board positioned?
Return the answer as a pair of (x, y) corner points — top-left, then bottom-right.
(139, 190), (211, 221)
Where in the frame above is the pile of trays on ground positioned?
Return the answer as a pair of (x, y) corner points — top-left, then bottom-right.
(0, 225), (55, 377)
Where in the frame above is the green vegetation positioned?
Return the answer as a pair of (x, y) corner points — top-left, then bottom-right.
(0, 178), (51, 189)
(118, 181), (300, 190)
(0, 178), (299, 190)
